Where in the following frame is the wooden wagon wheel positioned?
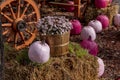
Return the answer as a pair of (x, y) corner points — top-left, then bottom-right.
(0, 0), (40, 50)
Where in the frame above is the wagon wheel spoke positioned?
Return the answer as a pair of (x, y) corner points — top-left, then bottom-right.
(8, 4), (16, 19)
(25, 29), (33, 36)
(3, 30), (9, 35)
(26, 21), (37, 25)
(18, 32), (25, 43)
(23, 11), (36, 19)
(2, 23), (12, 27)
(7, 37), (11, 42)
(6, 31), (14, 42)
(14, 32), (18, 48)
(1, 12), (13, 22)
(17, 0), (21, 18)
(7, 36), (12, 42)
(21, 3), (30, 18)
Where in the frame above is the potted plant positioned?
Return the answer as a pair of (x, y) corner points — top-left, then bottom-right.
(37, 16), (72, 56)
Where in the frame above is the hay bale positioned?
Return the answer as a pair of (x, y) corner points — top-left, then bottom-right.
(4, 43), (99, 80)
(84, 4), (119, 26)
(5, 55), (99, 80)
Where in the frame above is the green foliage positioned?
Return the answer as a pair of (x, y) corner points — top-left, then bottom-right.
(16, 48), (31, 65)
(69, 42), (88, 58)
(4, 43), (31, 65)
(4, 43), (14, 51)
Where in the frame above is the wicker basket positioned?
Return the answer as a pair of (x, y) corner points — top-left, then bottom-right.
(41, 31), (70, 57)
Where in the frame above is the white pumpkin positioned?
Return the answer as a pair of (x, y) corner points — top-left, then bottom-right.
(97, 57), (105, 77)
(88, 20), (102, 33)
(114, 14), (120, 26)
(28, 41), (50, 64)
(80, 26), (96, 41)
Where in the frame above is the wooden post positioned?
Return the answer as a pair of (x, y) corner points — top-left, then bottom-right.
(74, 0), (81, 18)
(0, 4), (4, 80)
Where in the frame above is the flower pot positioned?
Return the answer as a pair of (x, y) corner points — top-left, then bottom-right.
(40, 31), (70, 57)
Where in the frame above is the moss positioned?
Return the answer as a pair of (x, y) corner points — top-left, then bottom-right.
(16, 48), (31, 65)
(69, 42), (88, 58)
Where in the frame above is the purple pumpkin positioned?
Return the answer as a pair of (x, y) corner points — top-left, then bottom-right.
(65, 1), (75, 12)
(97, 57), (105, 77)
(80, 40), (98, 56)
(114, 14), (120, 26)
(70, 19), (82, 35)
(95, 0), (110, 8)
(80, 26), (96, 41)
(96, 15), (109, 29)
(88, 20), (102, 33)
(28, 41), (50, 64)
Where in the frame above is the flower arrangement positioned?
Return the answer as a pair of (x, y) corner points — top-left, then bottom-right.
(37, 16), (72, 35)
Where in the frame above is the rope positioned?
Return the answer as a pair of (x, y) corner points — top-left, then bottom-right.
(50, 42), (69, 47)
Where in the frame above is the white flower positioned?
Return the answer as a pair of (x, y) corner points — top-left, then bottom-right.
(37, 16), (72, 35)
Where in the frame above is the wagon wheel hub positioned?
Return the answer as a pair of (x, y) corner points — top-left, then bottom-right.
(13, 19), (26, 32)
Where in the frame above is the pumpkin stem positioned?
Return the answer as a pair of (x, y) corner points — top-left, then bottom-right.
(41, 39), (45, 45)
(88, 36), (92, 41)
(40, 33), (46, 45)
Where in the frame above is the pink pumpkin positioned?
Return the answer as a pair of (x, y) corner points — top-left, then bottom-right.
(96, 15), (109, 29)
(88, 20), (102, 33)
(97, 57), (105, 77)
(65, 1), (75, 12)
(109, 0), (112, 3)
(116, 77), (120, 80)
(95, 0), (110, 8)
(28, 41), (50, 64)
(70, 19), (82, 35)
(114, 14), (120, 26)
(80, 26), (96, 41)
(80, 40), (98, 56)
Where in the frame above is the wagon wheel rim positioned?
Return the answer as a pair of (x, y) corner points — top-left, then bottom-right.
(0, 0), (40, 50)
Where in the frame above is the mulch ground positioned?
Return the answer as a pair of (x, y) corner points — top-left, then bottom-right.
(96, 26), (120, 80)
